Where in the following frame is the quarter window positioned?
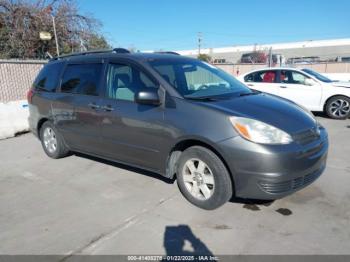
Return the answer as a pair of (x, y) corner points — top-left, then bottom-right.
(61, 64), (102, 96)
(106, 63), (158, 101)
(33, 62), (63, 92)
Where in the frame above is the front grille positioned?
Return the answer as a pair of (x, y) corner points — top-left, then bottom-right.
(293, 127), (320, 145)
(258, 168), (323, 194)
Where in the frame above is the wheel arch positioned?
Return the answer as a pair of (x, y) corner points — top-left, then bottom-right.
(37, 117), (49, 138)
(165, 137), (235, 193)
(323, 94), (350, 111)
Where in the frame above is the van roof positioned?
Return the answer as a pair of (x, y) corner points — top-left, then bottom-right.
(49, 49), (191, 63)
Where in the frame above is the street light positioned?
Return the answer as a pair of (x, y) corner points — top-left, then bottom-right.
(51, 14), (60, 56)
(43, 6), (60, 56)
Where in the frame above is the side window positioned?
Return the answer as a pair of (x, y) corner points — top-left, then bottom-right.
(245, 71), (277, 83)
(152, 64), (178, 89)
(61, 64), (102, 96)
(106, 63), (158, 101)
(281, 70), (309, 85)
(261, 70), (277, 83)
(244, 73), (254, 82)
(33, 62), (63, 92)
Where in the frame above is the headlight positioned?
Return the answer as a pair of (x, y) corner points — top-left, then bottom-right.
(229, 117), (293, 145)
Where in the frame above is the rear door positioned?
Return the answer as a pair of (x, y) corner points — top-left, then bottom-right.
(54, 61), (105, 154)
(277, 69), (322, 110)
(243, 70), (281, 95)
(98, 60), (166, 171)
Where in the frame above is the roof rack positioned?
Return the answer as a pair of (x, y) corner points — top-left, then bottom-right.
(50, 48), (131, 61)
(154, 51), (180, 55)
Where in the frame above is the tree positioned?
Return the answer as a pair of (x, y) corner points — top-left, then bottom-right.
(0, 0), (111, 59)
(197, 53), (211, 63)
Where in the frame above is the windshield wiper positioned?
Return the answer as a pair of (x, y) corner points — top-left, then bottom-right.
(239, 90), (261, 97)
(184, 96), (218, 101)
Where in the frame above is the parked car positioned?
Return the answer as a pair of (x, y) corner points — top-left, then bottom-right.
(238, 68), (350, 119)
(28, 50), (328, 209)
(240, 52), (285, 65)
(240, 52), (267, 64)
(286, 56), (320, 64)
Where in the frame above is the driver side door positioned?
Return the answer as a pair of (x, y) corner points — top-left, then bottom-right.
(277, 70), (322, 110)
(98, 61), (166, 172)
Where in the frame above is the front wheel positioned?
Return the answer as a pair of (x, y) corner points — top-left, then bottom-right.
(325, 96), (350, 119)
(176, 146), (233, 210)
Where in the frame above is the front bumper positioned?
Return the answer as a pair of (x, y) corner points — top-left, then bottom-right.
(218, 128), (328, 200)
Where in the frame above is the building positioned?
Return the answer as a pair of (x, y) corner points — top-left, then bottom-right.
(177, 38), (350, 64)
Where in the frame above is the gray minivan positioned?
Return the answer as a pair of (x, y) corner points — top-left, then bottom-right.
(28, 49), (328, 209)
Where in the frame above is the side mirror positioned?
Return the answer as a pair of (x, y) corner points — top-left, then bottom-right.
(135, 89), (161, 106)
(305, 78), (317, 86)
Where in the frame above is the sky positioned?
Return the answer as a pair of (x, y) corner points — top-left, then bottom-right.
(77, 0), (350, 51)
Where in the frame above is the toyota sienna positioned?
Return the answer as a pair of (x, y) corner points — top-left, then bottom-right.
(28, 49), (328, 209)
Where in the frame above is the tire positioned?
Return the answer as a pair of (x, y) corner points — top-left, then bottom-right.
(39, 121), (70, 159)
(325, 96), (350, 119)
(176, 146), (233, 210)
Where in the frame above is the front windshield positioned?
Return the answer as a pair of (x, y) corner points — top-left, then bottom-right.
(148, 59), (251, 99)
(302, 68), (332, 83)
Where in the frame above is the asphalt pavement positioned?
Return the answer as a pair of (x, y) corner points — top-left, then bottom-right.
(0, 116), (349, 257)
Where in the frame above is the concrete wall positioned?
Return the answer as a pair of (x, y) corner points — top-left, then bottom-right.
(0, 60), (46, 103)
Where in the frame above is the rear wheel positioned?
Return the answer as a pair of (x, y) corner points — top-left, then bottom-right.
(325, 96), (350, 119)
(176, 146), (233, 210)
(40, 121), (70, 159)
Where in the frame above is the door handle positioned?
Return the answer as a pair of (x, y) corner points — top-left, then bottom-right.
(247, 84), (254, 87)
(101, 105), (115, 112)
(88, 103), (100, 109)
(280, 86), (288, 88)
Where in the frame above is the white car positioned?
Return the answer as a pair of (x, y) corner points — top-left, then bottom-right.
(238, 68), (350, 119)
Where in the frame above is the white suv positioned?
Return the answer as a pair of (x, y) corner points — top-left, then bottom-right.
(238, 68), (350, 119)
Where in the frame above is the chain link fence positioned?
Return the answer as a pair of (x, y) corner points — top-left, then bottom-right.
(0, 60), (46, 103)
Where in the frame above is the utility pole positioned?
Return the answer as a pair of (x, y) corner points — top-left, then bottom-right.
(198, 32), (202, 55)
(268, 47), (272, 67)
(51, 15), (60, 56)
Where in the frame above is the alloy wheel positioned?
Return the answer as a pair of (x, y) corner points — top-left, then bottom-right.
(330, 99), (350, 118)
(43, 127), (57, 154)
(182, 158), (215, 200)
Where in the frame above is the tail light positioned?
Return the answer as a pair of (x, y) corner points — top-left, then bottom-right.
(27, 88), (34, 103)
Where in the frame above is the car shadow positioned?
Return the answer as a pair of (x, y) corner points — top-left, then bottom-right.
(163, 225), (214, 257)
(229, 195), (274, 205)
(312, 111), (328, 118)
(74, 152), (175, 184)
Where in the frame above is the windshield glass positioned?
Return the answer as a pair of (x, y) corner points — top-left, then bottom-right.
(302, 68), (333, 83)
(148, 59), (251, 98)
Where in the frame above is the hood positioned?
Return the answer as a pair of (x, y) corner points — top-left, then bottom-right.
(331, 81), (350, 88)
(199, 93), (316, 134)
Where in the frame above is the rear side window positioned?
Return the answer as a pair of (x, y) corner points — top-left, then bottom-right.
(61, 64), (102, 96)
(33, 62), (63, 92)
(244, 70), (277, 83)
